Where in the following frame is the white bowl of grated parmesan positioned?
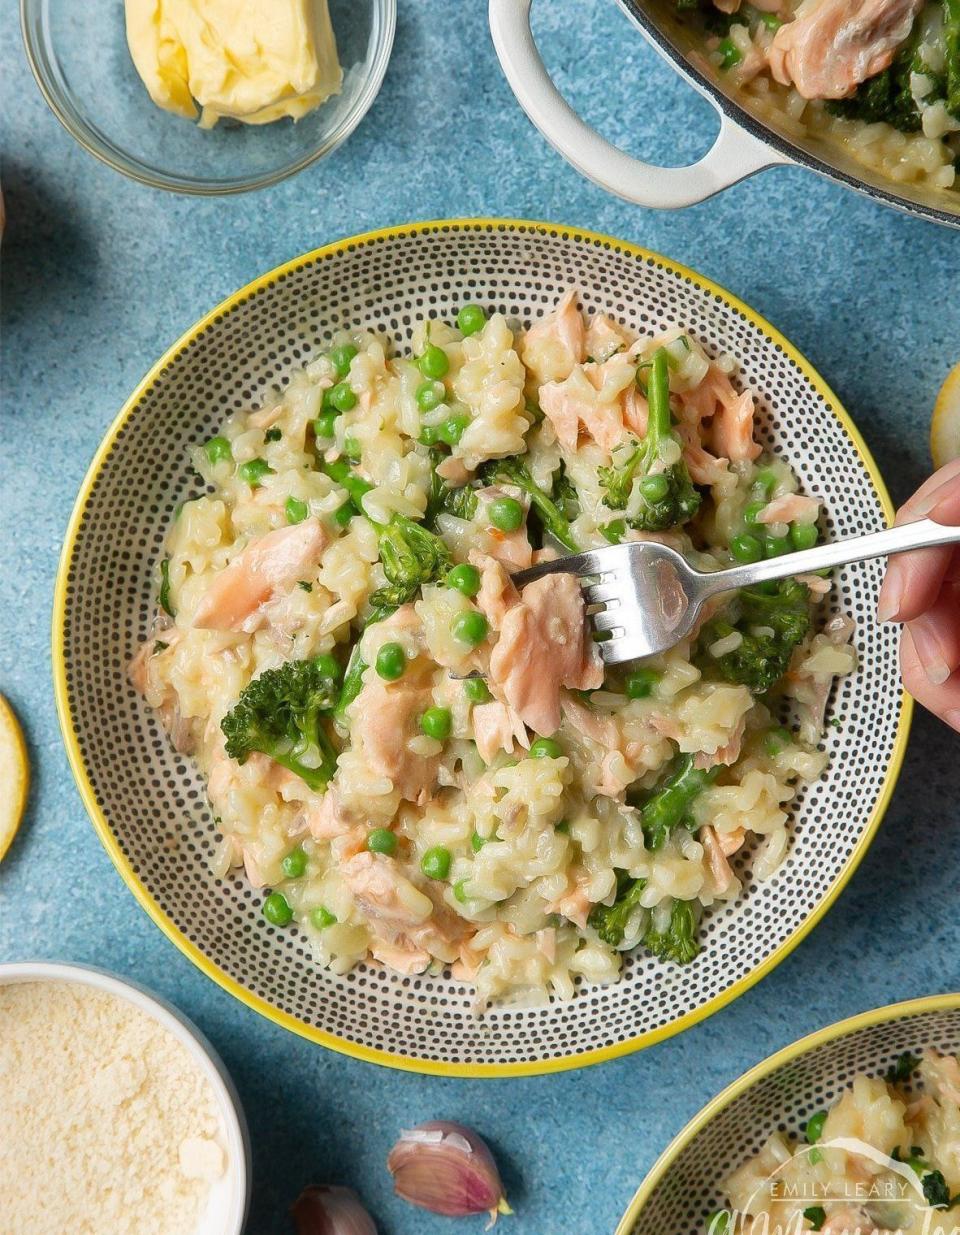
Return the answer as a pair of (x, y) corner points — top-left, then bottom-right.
(0, 961), (250, 1235)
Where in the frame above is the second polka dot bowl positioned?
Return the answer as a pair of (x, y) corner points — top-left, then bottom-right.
(53, 219), (910, 1076)
(615, 995), (960, 1234)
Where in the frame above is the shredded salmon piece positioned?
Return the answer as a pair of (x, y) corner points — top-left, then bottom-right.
(488, 573), (603, 736)
(769, 0), (925, 99)
(193, 518), (328, 631)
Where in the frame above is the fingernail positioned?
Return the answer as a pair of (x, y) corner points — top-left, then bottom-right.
(945, 709), (960, 733)
(910, 622), (952, 686)
(914, 492), (940, 516)
(877, 579), (902, 623)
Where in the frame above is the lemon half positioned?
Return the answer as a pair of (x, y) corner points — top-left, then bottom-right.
(0, 694), (29, 862)
(931, 361), (960, 470)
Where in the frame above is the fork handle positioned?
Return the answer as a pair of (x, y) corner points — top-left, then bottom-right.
(703, 517), (960, 597)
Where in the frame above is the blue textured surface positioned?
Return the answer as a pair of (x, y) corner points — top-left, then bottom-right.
(1, 3), (958, 1234)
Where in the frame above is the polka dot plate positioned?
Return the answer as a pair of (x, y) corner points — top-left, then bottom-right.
(53, 220), (911, 1076)
(616, 995), (960, 1233)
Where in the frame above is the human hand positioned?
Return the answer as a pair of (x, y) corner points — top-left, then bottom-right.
(877, 460), (960, 733)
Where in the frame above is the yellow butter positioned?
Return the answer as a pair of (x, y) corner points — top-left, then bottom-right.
(124, 0), (342, 128)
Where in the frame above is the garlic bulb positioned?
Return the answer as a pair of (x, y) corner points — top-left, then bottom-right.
(291, 1186), (378, 1235)
(387, 1121), (512, 1226)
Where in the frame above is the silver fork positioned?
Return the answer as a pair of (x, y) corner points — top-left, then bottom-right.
(510, 519), (960, 666)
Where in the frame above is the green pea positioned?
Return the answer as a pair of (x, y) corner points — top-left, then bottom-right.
(329, 344), (358, 379)
(764, 534), (792, 558)
(376, 642), (407, 682)
(470, 830), (487, 852)
(730, 532), (763, 564)
(285, 496), (309, 525)
(314, 410), (338, 439)
(420, 846), (451, 880)
(763, 725), (793, 757)
(343, 434), (362, 460)
(625, 668), (660, 699)
(310, 905), (337, 929)
(464, 676), (492, 703)
(744, 499), (767, 527)
(438, 413), (470, 446)
(203, 435), (232, 465)
(451, 610), (488, 648)
(418, 425), (440, 447)
(238, 458), (273, 487)
(420, 707), (452, 740)
(718, 36), (742, 68)
(453, 878), (470, 904)
(488, 496), (524, 532)
(790, 522), (818, 551)
(416, 380), (445, 412)
(281, 847), (307, 878)
(367, 828), (398, 856)
(419, 344), (449, 380)
(529, 737), (563, 759)
(751, 467), (778, 497)
(329, 382), (357, 412)
(639, 473), (670, 502)
(805, 1111), (827, 1144)
(759, 11), (783, 28)
(446, 563), (481, 597)
(314, 653), (342, 683)
(457, 304), (487, 336)
(334, 500), (355, 527)
(262, 891), (292, 926)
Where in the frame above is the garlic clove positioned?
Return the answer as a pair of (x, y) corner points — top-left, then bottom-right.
(387, 1120), (512, 1227)
(291, 1185), (378, 1235)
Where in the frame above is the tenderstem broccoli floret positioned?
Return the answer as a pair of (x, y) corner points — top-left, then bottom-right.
(643, 898), (701, 964)
(699, 578), (811, 694)
(221, 658), (340, 791)
(598, 348), (701, 531)
(372, 514), (451, 609)
(639, 753), (720, 850)
(588, 871), (648, 946)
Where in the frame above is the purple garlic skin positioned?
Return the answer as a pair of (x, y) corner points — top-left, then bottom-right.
(387, 1120), (512, 1225)
(291, 1185), (378, 1235)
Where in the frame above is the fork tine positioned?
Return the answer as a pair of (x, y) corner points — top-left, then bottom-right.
(590, 606), (631, 634)
(582, 579), (624, 604)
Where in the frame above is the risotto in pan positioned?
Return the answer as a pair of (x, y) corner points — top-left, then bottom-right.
(679, 0), (960, 192)
(130, 290), (856, 1008)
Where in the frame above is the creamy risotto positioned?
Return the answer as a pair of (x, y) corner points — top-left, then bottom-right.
(130, 290), (856, 1008)
(713, 1049), (960, 1234)
(679, 0), (960, 192)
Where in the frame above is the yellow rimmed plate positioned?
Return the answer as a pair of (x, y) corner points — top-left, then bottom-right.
(616, 993), (960, 1233)
(53, 219), (911, 1076)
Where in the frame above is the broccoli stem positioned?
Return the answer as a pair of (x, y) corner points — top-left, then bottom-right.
(640, 753), (720, 850)
(333, 603), (395, 723)
(320, 457), (374, 513)
(645, 346), (671, 448)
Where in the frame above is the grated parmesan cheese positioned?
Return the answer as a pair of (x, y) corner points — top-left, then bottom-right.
(0, 980), (227, 1235)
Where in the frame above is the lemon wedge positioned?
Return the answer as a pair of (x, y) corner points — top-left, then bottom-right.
(931, 360), (960, 470)
(0, 694), (29, 862)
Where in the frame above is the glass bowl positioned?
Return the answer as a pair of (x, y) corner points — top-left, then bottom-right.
(20, 0), (396, 194)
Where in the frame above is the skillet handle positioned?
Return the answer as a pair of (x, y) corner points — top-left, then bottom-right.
(488, 0), (790, 208)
